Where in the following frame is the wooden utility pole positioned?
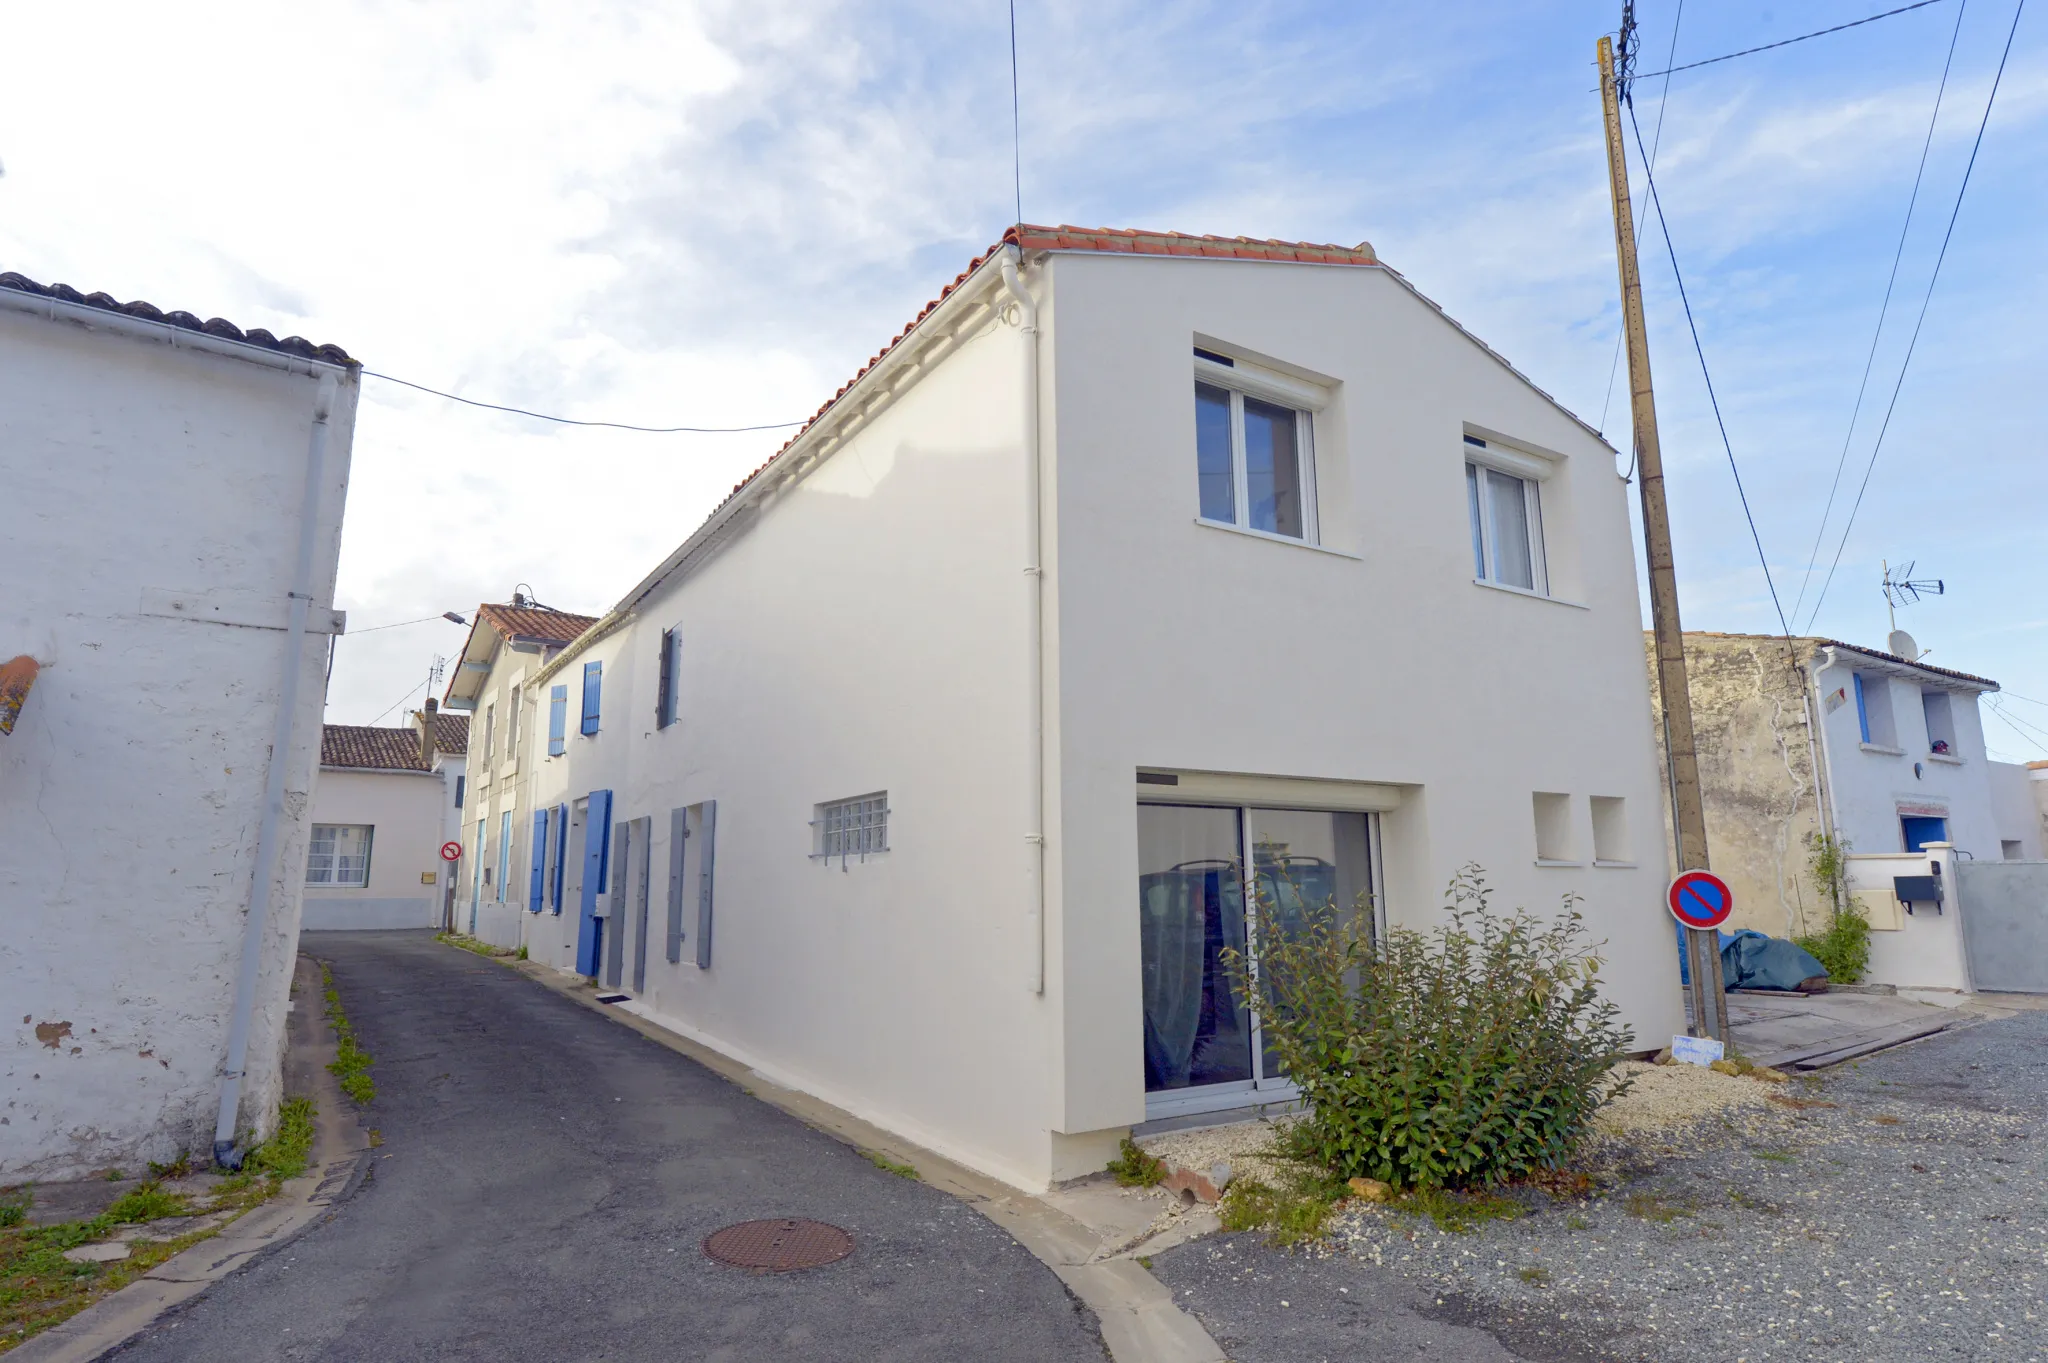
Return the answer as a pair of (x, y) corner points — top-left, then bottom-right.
(1598, 23), (1727, 1041)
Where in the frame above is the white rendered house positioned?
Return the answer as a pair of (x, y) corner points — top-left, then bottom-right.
(502, 226), (1685, 1191)
(1, 272), (357, 1177)
(303, 725), (453, 931)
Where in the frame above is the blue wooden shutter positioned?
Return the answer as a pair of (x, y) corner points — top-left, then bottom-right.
(550, 803), (569, 913)
(656, 628), (675, 729)
(581, 661), (603, 736)
(695, 799), (717, 969)
(575, 789), (612, 976)
(454, 774), (465, 808)
(548, 685), (568, 756)
(528, 809), (548, 912)
(665, 806), (688, 963)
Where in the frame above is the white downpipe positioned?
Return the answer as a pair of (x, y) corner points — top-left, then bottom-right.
(213, 374), (337, 1167)
(1000, 249), (1046, 996)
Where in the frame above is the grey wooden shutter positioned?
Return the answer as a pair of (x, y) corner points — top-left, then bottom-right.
(695, 800), (718, 969)
(666, 806), (688, 963)
(631, 816), (652, 993)
(603, 819), (629, 988)
(656, 628), (674, 729)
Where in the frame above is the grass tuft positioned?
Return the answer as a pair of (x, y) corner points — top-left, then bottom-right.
(1392, 1187), (1524, 1234)
(862, 1151), (919, 1180)
(1219, 1166), (1348, 1248)
(320, 963), (376, 1105)
(105, 1183), (186, 1224)
(1106, 1137), (1165, 1188)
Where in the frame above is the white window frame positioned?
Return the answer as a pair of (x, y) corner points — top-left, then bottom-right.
(1194, 353), (1323, 545)
(1464, 438), (1550, 597)
(812, 792), (890, 864)
(307, 824), (374, 888)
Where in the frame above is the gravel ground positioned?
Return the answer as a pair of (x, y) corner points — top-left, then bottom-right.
(1153, 1009), (2048, 1362)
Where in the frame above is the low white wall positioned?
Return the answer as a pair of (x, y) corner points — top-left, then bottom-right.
(1854, 846), (1970, 991)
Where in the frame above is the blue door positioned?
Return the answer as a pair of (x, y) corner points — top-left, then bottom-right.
(1901, 816), (1948, 853)
(576, 790), (613, 977)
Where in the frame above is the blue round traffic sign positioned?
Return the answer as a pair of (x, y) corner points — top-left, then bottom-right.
(1668, 870), (1733, 930)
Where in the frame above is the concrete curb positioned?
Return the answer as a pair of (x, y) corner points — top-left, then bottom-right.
(497, 953), (1225, 1363)
(13, 955), (371, 1363)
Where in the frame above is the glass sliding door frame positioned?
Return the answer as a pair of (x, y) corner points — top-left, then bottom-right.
(1139, 801), (1384, 1122)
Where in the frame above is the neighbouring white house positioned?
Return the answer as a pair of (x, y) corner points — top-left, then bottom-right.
(493, 224), (1687, 1193)
(303, 725), (451, 930)
(1, 271), (357, 1177)
(439, 599), (598, 948)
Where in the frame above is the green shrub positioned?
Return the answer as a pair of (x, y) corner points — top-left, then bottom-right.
(1106, 1137), (1165, 1187)
(1223, 865), (1633, 1192)
(106, 1182), (186, 1223)
(1793, 832), (1869, 983)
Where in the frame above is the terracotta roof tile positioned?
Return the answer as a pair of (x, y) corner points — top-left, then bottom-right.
(426, 711), (469, 755)
(474, 604), (599, 646)
(1817, 639), (1999, 691)
(322, 725), (430, 771)
(1, 271), (355, 366)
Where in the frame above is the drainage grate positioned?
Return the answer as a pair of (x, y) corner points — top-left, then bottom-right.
(595, 993), (629, 1004)
(703, 1219), (854, 1273)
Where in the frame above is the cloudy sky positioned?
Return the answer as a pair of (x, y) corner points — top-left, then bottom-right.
(5, 0), (2045, 757)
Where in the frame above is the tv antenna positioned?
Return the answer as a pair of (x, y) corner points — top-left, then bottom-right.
(1882, 559), (1943, 659)
(429, 655), (447, 692)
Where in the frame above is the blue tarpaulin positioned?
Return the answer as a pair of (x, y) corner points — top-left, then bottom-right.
(1675, 923), (1829, 991)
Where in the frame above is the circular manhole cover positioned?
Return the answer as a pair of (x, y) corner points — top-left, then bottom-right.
(703, 1218), (854, 1273)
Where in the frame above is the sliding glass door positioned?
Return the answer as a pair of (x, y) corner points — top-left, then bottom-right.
(1139, 802), (1376, 1118)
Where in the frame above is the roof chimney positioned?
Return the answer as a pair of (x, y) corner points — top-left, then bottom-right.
(418, 697), (439, 765)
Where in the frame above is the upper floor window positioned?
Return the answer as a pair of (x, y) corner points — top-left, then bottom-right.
(1465, 437), (1548, 595)
(656, 627), (682, 730)
(506, 683), (522, 755)
(1921, 689), (1957, 756)
(548, 685), (568, 756)
(1193, 349), (1320, 543)
(581, 660), (603, 736)
(482, 702), (497, 762)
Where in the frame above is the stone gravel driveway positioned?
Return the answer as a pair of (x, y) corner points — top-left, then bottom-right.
(1153, 1008), (2048, 1362)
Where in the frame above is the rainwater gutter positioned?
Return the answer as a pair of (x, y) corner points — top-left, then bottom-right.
(213, 374), (337, 1168)
(999, 247), (1046, 996)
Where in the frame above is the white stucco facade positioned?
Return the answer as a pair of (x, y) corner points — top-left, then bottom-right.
(1, 282), (357, 1179)
(303, 755), (448, 931)
(498, 231), (1686, 1191)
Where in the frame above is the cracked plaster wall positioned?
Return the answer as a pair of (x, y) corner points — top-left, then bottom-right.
(0, 306), (356, 1179)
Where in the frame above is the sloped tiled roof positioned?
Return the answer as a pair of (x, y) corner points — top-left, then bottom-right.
(322, 725), (430, 772)
(475, 604), (598, 645)
(1, 271), (354, 366)
(1818, 639), (1999, 691)
(425, 711), (469, 755)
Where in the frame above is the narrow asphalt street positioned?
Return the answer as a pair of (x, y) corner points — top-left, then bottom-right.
(111, 931), (1105, 1362)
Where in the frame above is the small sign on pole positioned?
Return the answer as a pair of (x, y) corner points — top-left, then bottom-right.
(1667, 869), (1734, 931)
(440, 841), (463, 863)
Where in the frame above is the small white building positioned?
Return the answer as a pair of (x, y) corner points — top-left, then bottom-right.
(439, 600), (598, 947)
(498, 225), (1686, 1192)
(413, 701), (470, 928)
(303, 725), (450, 930)
(1, 272), (357, 1177)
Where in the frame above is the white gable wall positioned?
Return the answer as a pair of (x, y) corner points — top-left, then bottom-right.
(0, 302), (355, 1179)
(1041, 252), (1683, 1138)
(304, 767), (447, 929)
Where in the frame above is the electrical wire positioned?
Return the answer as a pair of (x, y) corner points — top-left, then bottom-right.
(1624, 97), (1795, 640)
(1986, 698), (2048, 755)
(1789, 0), (1969, 626)
(1009, 0), (1024, 226)
(1801, 0), (2027, 632)
(363, 670), (435, 728)
(362, 370), (806, 433)
(346, 613), (454, 635)
(1634, 0), (1950, 79)
(1598, 0), (1685, 463)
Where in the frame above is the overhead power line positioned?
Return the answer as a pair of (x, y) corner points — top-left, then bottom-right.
(1801, 0), (2028, 632)
(1624, 98), (1795, 640)
(363, 370), (806, 433)
(1635, 0), (1951, 80)
(1790, 0), (1970, 627)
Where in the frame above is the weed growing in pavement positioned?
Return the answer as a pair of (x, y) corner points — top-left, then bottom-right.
(434, 931), (515, 959)
(100, 1170), (123, 1183)
(1222, 865), (1633, 1193)
(1564, 1214), (1592, 1231)
(1219, 1172), (1346, 1247)
(320, 963), (376, 1105)
(1752, 1148), (1797, 1163)
(863, 1152), (919, 1180)
(1622, 1192), (1695, 1224)
(1728, 1187), (1782, 1215)
(1106, 1137), (1165, 1188)
(146, 1152), (192, 1180)
(0, 1204), (217, 1349)
(105, 1182), (186, 1224)
(1518, 1266), (1551, 1287)
(516, 944), (529, 961)
(1392, 1187), (1525, 1235)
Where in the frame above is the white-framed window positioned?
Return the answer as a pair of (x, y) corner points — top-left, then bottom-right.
(506, 684), (522, 756)
(1465, 437), (1547, 595)
(1193, 348), (1320, 543)
(483, 702), (497, 763)
(812, 792), (889, 863)
(308, 824), (373, 887)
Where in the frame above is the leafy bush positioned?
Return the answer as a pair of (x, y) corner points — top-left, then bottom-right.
(1223, 865), (1632, 1192)
(1795, 905), (1870, 984)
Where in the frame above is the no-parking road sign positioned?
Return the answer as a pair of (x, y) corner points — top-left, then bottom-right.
(440, 841), (464, 862)
(1667, 869), (1733, 930)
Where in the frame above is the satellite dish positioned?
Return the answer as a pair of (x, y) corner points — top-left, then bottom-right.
(1889, 629), (1918, 661)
